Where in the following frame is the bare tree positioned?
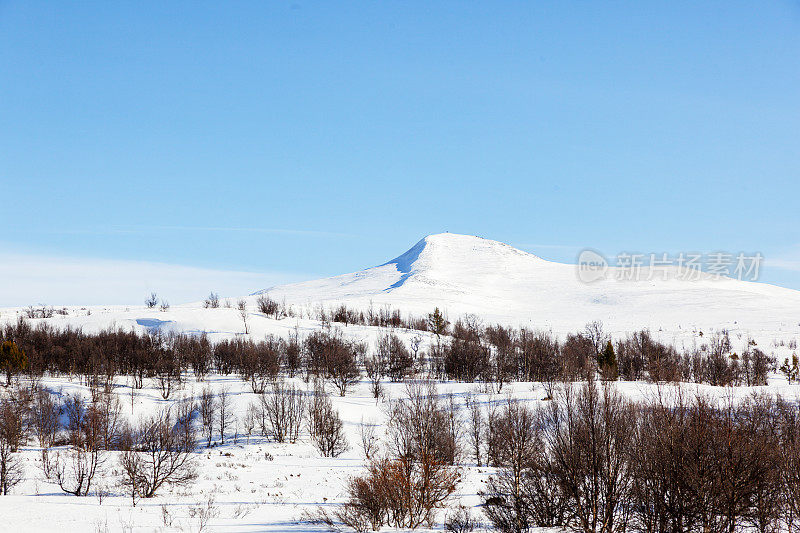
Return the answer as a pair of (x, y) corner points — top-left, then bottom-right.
(359, 418), (379, 460)
(198, 387), (216, 447)
(307, 386), (348, 457)
(484, 397), (543, 533)
(0, 397), (28, 452)
(92, 391), (122, 450)
(410, 335), (423, 368)
(259, 381), (305, 443)
(304, 330), (362, 395)
(0, 407), (24, 496)
(119, 446), (142, 508)
(387, 381), (459, 466)
(217, 387), (234, 445)
(204, 292), (220, 309)
(364, 352), (386, 401)
(464, 392), (484, 466)
(545, 381), (634, 533)
(332, 453), (458, 529)
(44, 444), (103, 496)
(0, 439), (23, 495)
(243, 403), (258, 444)
(256, 294), (280, 319)
(120, 407), (197, 499)
(237, 299), (249, 334)
(145, 292), (158, 309)
(584, 320), (607, 360)
(378, 333), (413, 382)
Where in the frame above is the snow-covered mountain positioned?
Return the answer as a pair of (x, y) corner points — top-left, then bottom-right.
(252, 232), (800, 336)
(5, 233), (797, 347)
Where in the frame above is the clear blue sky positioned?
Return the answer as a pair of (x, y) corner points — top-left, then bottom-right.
(1, 1), (799, 304)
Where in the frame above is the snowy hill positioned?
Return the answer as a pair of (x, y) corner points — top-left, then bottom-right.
(252, 232), (800, 337)
(3, 233), (798, 347)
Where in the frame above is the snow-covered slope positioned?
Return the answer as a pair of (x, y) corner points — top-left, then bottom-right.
(3, 233), (798, 347)
(252, 233), (800, 336)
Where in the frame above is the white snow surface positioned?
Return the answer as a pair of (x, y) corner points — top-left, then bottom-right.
(251, 233), (800, 340)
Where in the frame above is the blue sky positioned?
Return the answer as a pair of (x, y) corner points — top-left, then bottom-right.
(1, 1), (799, 304)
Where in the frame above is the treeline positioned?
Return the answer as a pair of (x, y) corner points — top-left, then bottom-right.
(430, 318), (775, 390)
(315, 304), (777, 389)
(0, 319), (369, 398)
(481, 381), (800, 533)
(0, 312), (778, 395)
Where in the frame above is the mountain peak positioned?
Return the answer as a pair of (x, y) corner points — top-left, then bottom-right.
(376, 233), (543, 291)
(253, 233), (800, 333)
(385, 233), (539, 269)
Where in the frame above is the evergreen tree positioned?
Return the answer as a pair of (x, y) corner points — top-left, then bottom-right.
(598, 340), (618, 380)
(780, 354), (799, 383)
(427, 307), (449, 337)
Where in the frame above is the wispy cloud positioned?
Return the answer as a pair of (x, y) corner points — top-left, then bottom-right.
(766, 245), (800, 272)
(139, 225), (357, 238)
(33, 225), (357, 238)
(514, 242), (583, 252)
(0, 252), (312, 307)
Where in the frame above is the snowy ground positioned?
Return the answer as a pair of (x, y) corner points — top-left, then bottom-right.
(0, 298), (797, 532)
(4, 369), (800, 533)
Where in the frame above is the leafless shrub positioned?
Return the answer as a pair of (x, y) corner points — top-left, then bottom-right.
(359, 419), (379, 460)
(243, 402), (258, 443)
(387, 381), (459, 466)
(203, 292), (220, 309)
(154, 338), (182, 400)
(464, 392), (483, 466)
(256, 294), (280, 319)
(237, 299), (249, 334)
(307, 387), (348, 457)
(24, 306), (54, 319)
(364, 352), (386, 401)
(304, 330), (363, 396)
(218, 387), (234, 445)
(583, 320), (607, 359)
(91, 391), (123, 450)
(119, 406), (197, 499)
(259, 381), (304, 443)
(188, 494), (219, 532)
(118, 434), (142, 507)
(560, 333), (595, 382)
(145, 293), (158, 309)
(487, 398), (539, 488)
(486, 324), (516, 392)
(44, 445), (104, 496)
(482, 397), (567, 532)
(0, 438), (24, 495)
(444, 505), (480, 533)
(336, 454), (458, 530)
(0, 396), (28, 452)
(444, 317), (490, 382)
(239, 336), (281, 394)
(377, 333), (413, 382)
(547, 381), (635, 533)
(198, 387), (216, 447)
